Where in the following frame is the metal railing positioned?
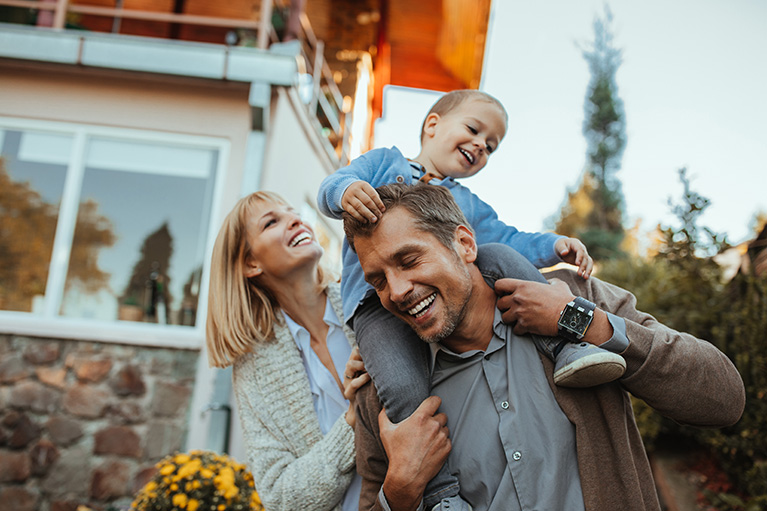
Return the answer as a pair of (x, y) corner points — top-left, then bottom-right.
(0, 0), (351, 166)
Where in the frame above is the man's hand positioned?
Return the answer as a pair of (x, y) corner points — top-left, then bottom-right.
(494, 278), (575, 336)
(555, 237), (593, 279)
(380, 396), (451, 511)
(341, 181), (386, 223)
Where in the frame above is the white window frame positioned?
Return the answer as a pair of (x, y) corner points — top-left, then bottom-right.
(0, 117), (230, 349)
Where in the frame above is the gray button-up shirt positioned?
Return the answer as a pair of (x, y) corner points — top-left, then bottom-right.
(429, 309), (586, 511)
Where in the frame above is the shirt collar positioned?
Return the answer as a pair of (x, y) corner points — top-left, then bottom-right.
(428, 313), (507, 373)
(284, 294), (342, 353)
(408, 160), (454, 184)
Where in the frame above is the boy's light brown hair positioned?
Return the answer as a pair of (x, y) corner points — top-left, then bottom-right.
(419, 89), (508, 142)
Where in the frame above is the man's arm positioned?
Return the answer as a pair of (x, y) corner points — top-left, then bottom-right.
(494, 269), (745, 428)
(355, 382), (451, 511)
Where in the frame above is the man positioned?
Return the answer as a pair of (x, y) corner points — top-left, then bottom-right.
(343, 183), (745, 511)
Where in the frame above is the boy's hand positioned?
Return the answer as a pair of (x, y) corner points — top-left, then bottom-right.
(341, 181), (386, 223)
(555, 237), (593, 279)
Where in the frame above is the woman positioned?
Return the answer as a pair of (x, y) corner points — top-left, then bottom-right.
(206, 191), (369, 511)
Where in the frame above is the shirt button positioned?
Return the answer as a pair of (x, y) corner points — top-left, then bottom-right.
(500, 401), (509, 410)
(513, 451), (522, 461)
(396, 175), (405, 183)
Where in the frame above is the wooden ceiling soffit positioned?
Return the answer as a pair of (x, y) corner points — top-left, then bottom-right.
(436, 0), (491, 90)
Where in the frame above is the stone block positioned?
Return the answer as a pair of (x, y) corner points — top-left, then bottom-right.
(150, 381), (192, 417)
(132, 465), (158, 495)
(8, 380), (61, 413)
(93, 425), (142, 458)
(90, 459), (131, 501)
(36, 366), (68, 389)
(0, 353), (31, 383)
(50, 501), (80, 511)
(5, 412), (41, 449)
(110, 365), (146, 397)
(74, 358), (113, 383)
(46, 416), (83, 446)
(63, 384), (109, 418)
(144, 421), (183, 460)
(41, 446), (90, 496)
(0, 486), (39, 511)
(0, 449), (31, 482)
(23, 342), (61, 365)
(106, 400), (146, 424)
(30, 438), (60, 475)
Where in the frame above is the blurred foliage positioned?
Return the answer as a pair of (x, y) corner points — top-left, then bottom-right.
(0, 158), (115, 311)
(597, 169), (767, 507)
(554, 7), (626, 260)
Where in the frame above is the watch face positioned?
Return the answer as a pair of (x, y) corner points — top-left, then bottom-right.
(560, 307), (591, 334)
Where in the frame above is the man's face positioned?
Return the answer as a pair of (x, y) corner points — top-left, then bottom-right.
(355, 207), (475, 344)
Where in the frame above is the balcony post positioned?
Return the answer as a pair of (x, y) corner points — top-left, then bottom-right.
(257, 0), (273, 49)
(52, 0), (69, 29)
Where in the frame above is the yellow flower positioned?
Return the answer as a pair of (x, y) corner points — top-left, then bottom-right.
(159, 464), (176, 476)
(174, 453), (191, 464)
(200, 468), (214, 479)
(172, 493), (188, 508)
(177, 459), (202, 479)
(187, 499), (200, 511)
(224, 486), (239, 500)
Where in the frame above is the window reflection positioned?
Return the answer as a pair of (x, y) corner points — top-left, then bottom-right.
(61, 137), (217, 325)
(0, 126), (219, 327)
(0, 129), (71, 313)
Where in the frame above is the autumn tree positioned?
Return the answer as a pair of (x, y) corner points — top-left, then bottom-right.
(0, 159), (115, 311)
(554, 6), (627, 260)
(122, 222), (174, 320)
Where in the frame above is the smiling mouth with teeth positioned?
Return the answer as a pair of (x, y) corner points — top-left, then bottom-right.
(407, 293), (436, 318)
(459, 147), (475, 164)
(290, 232), (312, 247)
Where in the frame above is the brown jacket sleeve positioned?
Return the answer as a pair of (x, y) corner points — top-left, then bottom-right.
(354, 381), (388, 511)
(546, 269), (745, 427)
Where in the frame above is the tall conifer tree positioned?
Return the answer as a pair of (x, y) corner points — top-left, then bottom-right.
(555, 7), (627, 260)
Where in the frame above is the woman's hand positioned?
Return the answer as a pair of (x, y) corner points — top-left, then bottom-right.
(342, 346), (370, 428)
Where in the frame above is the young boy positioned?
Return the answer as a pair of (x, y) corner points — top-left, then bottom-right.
(317, 90), (626, 511)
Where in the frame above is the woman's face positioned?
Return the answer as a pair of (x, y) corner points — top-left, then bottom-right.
(243, 200), (323, 282)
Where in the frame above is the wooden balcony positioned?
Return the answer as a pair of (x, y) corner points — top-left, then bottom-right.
(0, 0), (353, 165)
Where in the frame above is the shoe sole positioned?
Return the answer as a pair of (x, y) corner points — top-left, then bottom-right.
(554, 355), (626, 388)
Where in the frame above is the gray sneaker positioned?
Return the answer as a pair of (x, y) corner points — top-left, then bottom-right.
(553, 341), (626, 387)
(431, 496), (473, 511)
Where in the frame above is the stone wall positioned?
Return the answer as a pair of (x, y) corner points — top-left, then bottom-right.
(0, 334), (200, 511)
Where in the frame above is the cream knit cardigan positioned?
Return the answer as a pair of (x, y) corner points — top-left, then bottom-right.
(232, 283), (357, 511)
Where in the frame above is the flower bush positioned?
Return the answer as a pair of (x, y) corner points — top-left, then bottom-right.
(131, 450), (264, 511)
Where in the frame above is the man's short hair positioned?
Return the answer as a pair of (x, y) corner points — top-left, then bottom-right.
(343, 183), (474, 253)
(420, 89), (508, 143)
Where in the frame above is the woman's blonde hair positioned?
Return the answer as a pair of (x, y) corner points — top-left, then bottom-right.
(206, 191), (333, 368)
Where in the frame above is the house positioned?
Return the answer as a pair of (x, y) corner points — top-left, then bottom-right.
(0, 0), (491, 508)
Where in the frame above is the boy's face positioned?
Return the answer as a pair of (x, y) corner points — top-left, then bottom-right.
(421, 98), (507, 180)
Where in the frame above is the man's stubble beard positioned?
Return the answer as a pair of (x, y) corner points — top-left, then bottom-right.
(414, 262), (473, 345)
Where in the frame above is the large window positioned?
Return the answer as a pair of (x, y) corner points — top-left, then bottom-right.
(0, 120), (226, 342)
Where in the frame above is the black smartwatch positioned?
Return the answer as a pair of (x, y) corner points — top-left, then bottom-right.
(558, 296), (596, 342)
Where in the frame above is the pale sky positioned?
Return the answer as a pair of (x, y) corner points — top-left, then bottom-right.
(375, 0), (767, 248)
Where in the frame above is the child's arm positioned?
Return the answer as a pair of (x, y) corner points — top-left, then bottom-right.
(555, 237), (593, 279)
(317, 147), (400, 220)
(456, 186), (569, 269)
